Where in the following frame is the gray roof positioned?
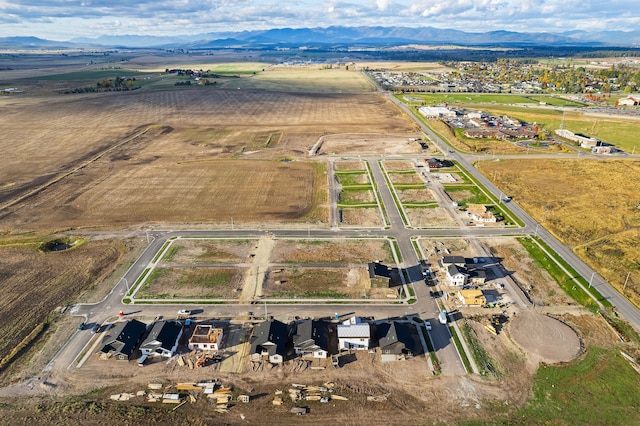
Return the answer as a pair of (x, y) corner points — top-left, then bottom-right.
(377, 321), (422, 355)
(250, 319), (288, 358)
(140, 320), (182, 352)
(447, 264), (468, 277)
(100, 319), (147, 358)
(293, 319), (329, 353)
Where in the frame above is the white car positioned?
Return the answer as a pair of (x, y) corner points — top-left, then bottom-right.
(425, 321), (432, 331)
(177, 309), (191, 316)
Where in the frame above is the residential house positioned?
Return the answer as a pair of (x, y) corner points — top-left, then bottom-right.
(188, 325), (224, 351)
(368, 262), (401, 288)
(446, 264), (468, 286)
(592, 145), (613, 154)
(337, 317), (371, 351)
(377, 321), (422, 362)
(467, 204), (497, 223)
(440, 256), (466, 268)
(139, 320), (183, 358)
(292, 319), (330, 359)
(618, 96), (639, 106)
(99, 319), (147, 360)
(467, 267), (487, 285)
(250, 319), (288, 364)
(457, 289), (487, 306)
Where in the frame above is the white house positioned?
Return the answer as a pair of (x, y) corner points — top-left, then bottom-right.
(139, 320), (183, 358)
(446, 264), (468, 286)
(618, 96), (639, 106)
(292, 319), (329, 359)
(418, 106), (456, 119)
(337, 317), (371, 351)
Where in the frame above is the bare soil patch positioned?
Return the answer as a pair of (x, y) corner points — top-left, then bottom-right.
(1, 159), (324, 232)
(263, 266), (391, 299)
(162, 238), (257, 264)
(383, 160), (416, 171)
(339, 189), (376, 204)
(271, 238), (393, 263)
(398, 188), (437, 203)
(318, 133), (421, 156)
(388, 172), (424, 185)
(340, 208), (384, 227)
(334, 161), (366, 171)
(508, 311), (582, 364)
(407, 207), (457, 228)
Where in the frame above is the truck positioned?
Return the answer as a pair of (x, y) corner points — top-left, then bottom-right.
(438, 311), (448, 325)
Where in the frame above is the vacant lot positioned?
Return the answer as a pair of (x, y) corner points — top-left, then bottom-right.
(161, 239), (257, 264)
(340, 207), (385, 227)
(136, 267), (245, 299)
(0, 240), (127, 375)
(271, 238), (394, 264)
(477, 158), (640, 306)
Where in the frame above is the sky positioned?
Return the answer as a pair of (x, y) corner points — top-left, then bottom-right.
(1, 0), (639, 41)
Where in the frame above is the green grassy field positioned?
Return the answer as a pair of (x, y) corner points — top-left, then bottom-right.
(512, 347), (640, 425)
(396, 93), (585, 108)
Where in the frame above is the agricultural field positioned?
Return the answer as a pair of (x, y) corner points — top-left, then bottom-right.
(476, 158), (640, 307)
(1, 64), (416, 233)
(0, 239), (128, 377)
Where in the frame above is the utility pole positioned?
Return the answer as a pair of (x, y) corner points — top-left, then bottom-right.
(589, 272), (595, 288)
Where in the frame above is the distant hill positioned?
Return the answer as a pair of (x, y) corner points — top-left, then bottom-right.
(4, 26), (640, 49)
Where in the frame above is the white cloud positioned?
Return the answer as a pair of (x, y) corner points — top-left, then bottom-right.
(0, 0), (639, 40)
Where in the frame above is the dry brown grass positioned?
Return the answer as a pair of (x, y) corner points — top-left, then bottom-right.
(161, 239), (257, 264)
(0, 240), (126, 372)
(477, 158), (640, 306)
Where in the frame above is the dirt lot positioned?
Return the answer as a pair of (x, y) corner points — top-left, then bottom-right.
(0, 240), (129, 377)
(477, 158), (640, 307)
(262, 267), (395, 299)
(397, 188), (437, 203)
(137, 267), (246, 300)
(317, 133), (421, 155)
(334, 161), (367, 171)
(340, 208), (385, 227)
(406, 207), (458, 228)
(271, 238), (394, 264)
(161, 239), (258, 264)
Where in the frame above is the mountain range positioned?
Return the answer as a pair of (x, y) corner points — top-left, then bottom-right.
(2, 26), (640, 49)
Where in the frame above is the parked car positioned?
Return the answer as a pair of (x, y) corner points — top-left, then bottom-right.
(91, 324), (100, 334)
(177, 309), (191, 316)
(425, 321), (432, 331)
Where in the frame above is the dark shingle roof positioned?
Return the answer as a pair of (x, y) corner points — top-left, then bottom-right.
(100, 319), (147, 357)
